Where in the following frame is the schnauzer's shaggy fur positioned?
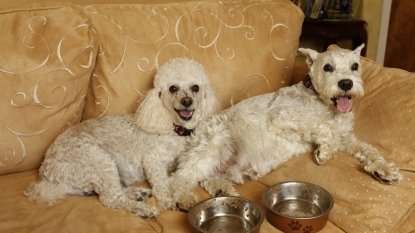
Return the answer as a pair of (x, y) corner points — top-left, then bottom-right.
(168, 45), (403, 211)
(25, 57), (221, 218)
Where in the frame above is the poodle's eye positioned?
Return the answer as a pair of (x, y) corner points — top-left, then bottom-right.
(323, 64), (333, 72)
(191, 85), (199, 93)
(351, 63), (359, 71)
(169, 86), (178, 93)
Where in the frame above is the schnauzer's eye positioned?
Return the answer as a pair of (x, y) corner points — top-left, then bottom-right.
(169, 85), (178, 93)
(323, 64), (333, 72)
(191, 85), (199, 93)
(351, 63), (359, 71)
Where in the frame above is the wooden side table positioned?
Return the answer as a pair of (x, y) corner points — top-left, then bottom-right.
(300, 19), (368, 56)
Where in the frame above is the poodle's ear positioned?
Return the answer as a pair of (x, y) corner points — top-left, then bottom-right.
(133, 89), (172, 134)
(199, 85), (221, 119)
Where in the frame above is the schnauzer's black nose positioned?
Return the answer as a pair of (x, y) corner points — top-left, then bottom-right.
(181, 97), (193, 107)
(338, 79), (353, 91)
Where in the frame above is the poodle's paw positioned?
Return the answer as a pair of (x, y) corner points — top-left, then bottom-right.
(156, 196), (175, 210)
(313, 146), (334, 165)
(124, 186), (152, 201)
(365, 161), (403, 184)
(172, 189), (198, 212)
(134, 204), (160, 219)
(101, 194), (159, 218)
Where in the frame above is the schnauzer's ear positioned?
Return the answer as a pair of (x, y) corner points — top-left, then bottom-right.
(133, 89), (173, 134)
(298, 48), (319, 68)
(353, 43), (365, 56)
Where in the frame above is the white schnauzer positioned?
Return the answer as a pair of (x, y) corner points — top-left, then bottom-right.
(168, 44), (403, 211)
(25, 58), (221, 218)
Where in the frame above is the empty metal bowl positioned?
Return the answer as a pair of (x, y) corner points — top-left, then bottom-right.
(188, 196), (264, 233)
(262, 181), (334, 233)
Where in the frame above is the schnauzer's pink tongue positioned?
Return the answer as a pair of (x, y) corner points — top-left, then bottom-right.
(337, 96), (352, 113)
(179, 110), (193, 118)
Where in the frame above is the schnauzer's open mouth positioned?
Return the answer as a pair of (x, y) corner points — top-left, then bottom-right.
(175, 109), (194, 121)
(331, 95), (352, 113)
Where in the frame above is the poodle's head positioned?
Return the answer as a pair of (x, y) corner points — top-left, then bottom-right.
(134, 58), (221, 134)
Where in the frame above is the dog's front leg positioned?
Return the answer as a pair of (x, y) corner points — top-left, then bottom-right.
(340, 133), (403, 184)
(143, 152), (176, 210)
(302, 123), (339, 165)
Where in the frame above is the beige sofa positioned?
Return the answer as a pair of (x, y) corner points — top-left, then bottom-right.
(1, 0), (415, 232)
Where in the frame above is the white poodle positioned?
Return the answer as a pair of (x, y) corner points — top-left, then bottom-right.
(168, 45), (403, 211)
(25, 57), (221, 218)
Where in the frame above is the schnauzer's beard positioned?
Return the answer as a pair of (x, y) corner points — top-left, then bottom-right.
(321, 77), (364, 113)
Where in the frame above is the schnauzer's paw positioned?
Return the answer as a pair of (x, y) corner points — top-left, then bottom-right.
(313, 147), (335, 165)
(367, 162), (403, 184)
(124, 186), (152, 201)
(172, 190), (198, 212)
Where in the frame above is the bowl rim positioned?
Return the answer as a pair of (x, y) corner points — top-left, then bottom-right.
(188, 196), (265, 233)
(262, 181), (334, 220)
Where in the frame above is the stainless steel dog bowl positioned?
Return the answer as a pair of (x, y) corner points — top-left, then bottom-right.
(188, 196), (264, 233)
(262, 181), (333, 233)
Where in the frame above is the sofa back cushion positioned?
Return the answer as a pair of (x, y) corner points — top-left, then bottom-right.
(0, 3), (97, 175)
(82, 0), (304, 119)
(0, 0), (303, 175)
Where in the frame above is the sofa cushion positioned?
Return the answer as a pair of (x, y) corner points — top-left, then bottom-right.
(0, 2), (97, 175)
(258, 44), (415, 233)
(0, 168), (347, 233)
(81, 0), (304, 119)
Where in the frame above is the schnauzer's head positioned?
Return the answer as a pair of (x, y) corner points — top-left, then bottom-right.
(299, 44), (365, 113)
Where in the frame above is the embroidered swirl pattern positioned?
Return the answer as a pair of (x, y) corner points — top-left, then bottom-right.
(0, 5), (96, 172)
(82, 1), (300, 119)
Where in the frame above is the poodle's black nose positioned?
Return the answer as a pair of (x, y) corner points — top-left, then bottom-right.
(338, 79), (353, 91)
(181, 97), (193, 107)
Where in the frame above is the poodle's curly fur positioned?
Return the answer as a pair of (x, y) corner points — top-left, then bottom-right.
(24, 57), (221, 218)
(168, 45), (403, 211)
